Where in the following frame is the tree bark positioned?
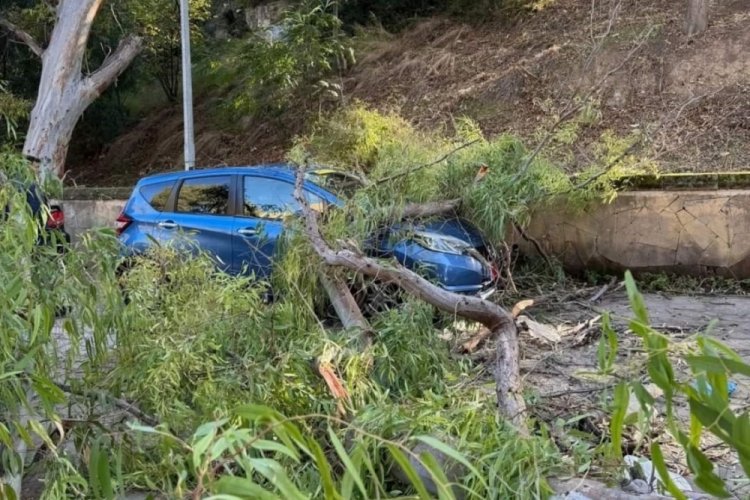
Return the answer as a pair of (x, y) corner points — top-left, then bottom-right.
(3, 0), (143, 178)
(319, 271), (374, 347)
(685, 0), (709, 37)
(294, 168), (528, 431)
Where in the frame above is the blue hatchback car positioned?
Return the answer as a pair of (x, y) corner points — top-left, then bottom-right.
(117, 165), (498, 296)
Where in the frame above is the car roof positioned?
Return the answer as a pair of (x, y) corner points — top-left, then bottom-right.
(136, 163), (297, 184)
(135, 163), (362, 185)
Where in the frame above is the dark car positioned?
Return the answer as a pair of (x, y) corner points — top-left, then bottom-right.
(117, 165), (498, 297)
(3, 180), (71, 250)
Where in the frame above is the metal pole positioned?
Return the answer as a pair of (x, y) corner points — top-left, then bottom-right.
(179, 0), (196, 171)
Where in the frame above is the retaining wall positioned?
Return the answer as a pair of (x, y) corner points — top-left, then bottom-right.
(514, 190), (750, 278)
(58, 185), (750, 278)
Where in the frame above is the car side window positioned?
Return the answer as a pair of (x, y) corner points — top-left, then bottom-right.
(175, 176), (231, 215)
(243, 176), (324, 220)
(140, 181), (174, 212)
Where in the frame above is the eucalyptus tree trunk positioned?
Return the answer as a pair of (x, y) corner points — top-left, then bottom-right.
(2, 0), (142, 179)
(685, 0), (709, 36)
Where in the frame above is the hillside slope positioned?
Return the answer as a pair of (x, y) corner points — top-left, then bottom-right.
(72, 0), (750, 186)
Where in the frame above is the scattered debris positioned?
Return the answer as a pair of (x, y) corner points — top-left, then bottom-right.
(512, 298), (535, 318)
(625, 455), (694, 494)
(460, 326), (493, 354)
(517, 315), (562, 344)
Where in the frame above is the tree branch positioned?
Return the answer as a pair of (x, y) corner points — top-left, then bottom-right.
(293, 165), (528, 431)
(399, 198), (461, 219)
(55, 382), (158, 426)
(372, 139), (481, 186)
(84, 34), (143, 96)
(0, 17), (44, 57)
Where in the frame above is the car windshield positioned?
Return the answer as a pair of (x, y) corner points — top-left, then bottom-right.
(305, 170), (364, 199)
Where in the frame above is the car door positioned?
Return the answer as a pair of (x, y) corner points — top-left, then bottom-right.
(161, 174), (235, 271)
(232, 175), (325, 278)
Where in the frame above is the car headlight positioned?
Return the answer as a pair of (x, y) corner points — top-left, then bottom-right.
(412, 231), (470, 255)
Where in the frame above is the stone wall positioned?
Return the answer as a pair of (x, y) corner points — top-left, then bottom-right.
(514, 190), (750, 278)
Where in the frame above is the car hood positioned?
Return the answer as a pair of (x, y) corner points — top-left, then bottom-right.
(395, 217), (487, 249)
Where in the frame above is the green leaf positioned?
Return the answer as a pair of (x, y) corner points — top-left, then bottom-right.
(685, 445), (730, 497)
(419, 451), (455, 500)
(413, 436), (484, 490)
(597, 313), (618, 373)
(732, 413), (750, 478)
(686, 355), (750, 377)
(212, 476), (282, 500)
(327, 427), (366, 498)
(387, 444), (431, 500)
(689, 413), (703, 448)
(631, 381), (654, 413)
(650, 442), (687, 500)
(624, 271), (649, 325)
(248, 458), (307, 500)
(251, 439), (300, 462)
(610, 383), (629, 460)
(97, 441), (114, 499)
(688, 398), (735, 442)
(0, 483), (17, 500)
(306, 437), (340, 500)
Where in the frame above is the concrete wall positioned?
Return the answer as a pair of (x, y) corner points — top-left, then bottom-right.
(515, 190), (750, 278)
(57, 199), (126, 242)
(58, 189), (750, 278)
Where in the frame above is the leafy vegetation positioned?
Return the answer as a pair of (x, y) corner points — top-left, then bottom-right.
(597, 272), (750, 498)
(126, 0), (212, 102)
(0, 153), (564, 498)
(198, 0), (355, 121)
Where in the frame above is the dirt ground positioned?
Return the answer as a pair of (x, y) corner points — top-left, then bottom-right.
(72, 0), (750, 186)
(502, 287), (750, 496)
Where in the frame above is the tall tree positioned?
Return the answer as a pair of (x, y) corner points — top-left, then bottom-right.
(0, 1), (142, 178)
(127, 0), (210, 102)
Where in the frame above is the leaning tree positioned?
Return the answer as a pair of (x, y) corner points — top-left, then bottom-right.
(0, 0), (142, 178)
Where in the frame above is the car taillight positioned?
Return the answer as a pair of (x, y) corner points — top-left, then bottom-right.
(46, 207), (65, 229)
(490, 263), (499, 282)
(115, 212), (132, 236)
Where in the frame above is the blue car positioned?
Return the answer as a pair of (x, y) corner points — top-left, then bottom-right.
(116, 165), (498, 297)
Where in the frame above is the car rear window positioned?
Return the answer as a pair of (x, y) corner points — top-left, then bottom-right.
(176, 176), (231, 215)
(140, 181), (174, 212)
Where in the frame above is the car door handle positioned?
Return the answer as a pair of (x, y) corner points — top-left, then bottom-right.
(158, 221), (178, 229)
(237, 228), (258, 236)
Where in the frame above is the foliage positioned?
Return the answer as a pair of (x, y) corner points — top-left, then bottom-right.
(0, 81), (30, 143)
(197, 0), (354, 121)
(0, 153), (125, 496)
(597, 271), (750, 498)
(292, 103), (630, 246)
(125, 0), (211, 102)
(0, 153), (562, 497)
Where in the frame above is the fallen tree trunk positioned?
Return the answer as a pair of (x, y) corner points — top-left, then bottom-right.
(294, 168), (528, 432)
(319, 270), (374, 347)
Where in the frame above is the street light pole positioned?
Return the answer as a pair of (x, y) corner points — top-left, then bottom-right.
(179, 0), (196, 171)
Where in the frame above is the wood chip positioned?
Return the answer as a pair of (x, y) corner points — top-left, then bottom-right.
(460, 326), (493, 353)
(517, 315), (561, 344)
(512, 299), (535, 318)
